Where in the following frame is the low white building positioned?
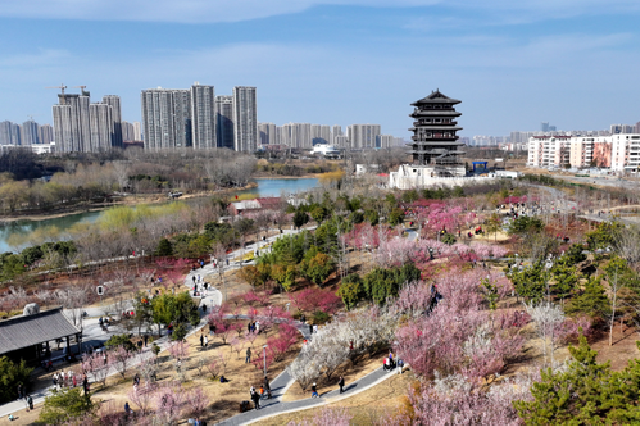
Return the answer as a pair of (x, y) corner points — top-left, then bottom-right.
(309, 144), (340, 157)
(356, 164), (379, 175)
(0, 142), (55, 154)
(390, 164), (496, 189)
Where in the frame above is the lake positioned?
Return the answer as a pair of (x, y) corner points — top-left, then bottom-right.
(0, 177), (319, 254)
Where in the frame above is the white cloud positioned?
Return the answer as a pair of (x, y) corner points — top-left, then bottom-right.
(0, 0), (638, 23)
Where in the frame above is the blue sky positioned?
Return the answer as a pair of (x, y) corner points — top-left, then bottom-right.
(1, 0), (639, 137)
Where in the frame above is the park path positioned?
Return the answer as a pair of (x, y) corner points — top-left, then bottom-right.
(215, 363), (393, 425)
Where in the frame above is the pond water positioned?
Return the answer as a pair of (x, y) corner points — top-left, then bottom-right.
(0, 177), (319, 254)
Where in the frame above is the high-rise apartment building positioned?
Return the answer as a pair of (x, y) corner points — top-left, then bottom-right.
(132, 122), (141, 141)
(88, 103), (114, 151)
(122, 121), (142, 141)
(347, 124), (381, 149)
(281, 123), (312, 147)
(311, 124), (331, 145)
(52, 92), (91, 153)
(215, 95), (234, 149)
(122, 121), (133, 141)
(334, 135), (349, 147)
(102, 95), (123, 148)
(610, 123), (634, 134)
(141, 87), (192, 150)
(258, 122), (277, 145)
(52, 89), (118, 153)
(331, 125), (342, 145)
(190, 83), (216, 149)
(0, 121), (21, 145)
(232, 86), (258, 152)
(39, 124), (53, 145)
(21, 120), (39, 145)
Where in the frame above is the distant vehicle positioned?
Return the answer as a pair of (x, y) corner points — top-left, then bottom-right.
(168, 191), (183, 199)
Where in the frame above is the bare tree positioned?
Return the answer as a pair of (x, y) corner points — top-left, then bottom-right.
(617, 224), (640, 266)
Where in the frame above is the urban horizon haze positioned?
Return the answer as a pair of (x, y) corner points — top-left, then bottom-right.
(0, 1), (639, 138)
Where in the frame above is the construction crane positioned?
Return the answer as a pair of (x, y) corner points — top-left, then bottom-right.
(46, 83), (67, 95)
(73, 85), (87, 95)
(27, 114), (36, 122)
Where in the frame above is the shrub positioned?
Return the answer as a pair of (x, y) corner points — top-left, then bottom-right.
(313, 311), (330, 324)
(0, 356), (33, 404)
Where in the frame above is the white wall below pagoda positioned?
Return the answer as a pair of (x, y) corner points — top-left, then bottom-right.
(389, 164), (498, 189)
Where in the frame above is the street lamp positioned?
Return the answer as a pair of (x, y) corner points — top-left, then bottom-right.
(263, 344), (268, 376)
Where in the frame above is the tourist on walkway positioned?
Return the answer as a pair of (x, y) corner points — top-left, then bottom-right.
(26, 395), (33, 410)
(200, 333), (204, 347)
(204, 335), (208, 347)
(53, 372), (58, 389)
(246, 347), (251, 363)
(144, 334), (149, 346)
(255, 321), (260, 334)
(250, 386), (260, 409)
(311, 382), (319, 398)
(17, 384), (23, 400)
(339, 376), (345, 394)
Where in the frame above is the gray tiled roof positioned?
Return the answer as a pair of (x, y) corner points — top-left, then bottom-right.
(0, 308), (80, 355)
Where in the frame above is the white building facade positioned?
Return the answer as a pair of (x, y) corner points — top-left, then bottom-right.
(527, 134), (640, 171)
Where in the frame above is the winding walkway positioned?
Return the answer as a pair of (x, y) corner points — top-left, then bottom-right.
(216, 365), (393, 425)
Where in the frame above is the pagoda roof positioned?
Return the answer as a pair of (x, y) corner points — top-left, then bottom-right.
(412, 89), (461, 105)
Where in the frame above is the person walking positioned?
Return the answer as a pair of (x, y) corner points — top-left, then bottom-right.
(255, 321), (260, 334)
(204, 335), (208, 347)
(27, 395), (33, 411)
(17, 383), (23, 400)
(246, 347), (251, 363)
(339, 376), (345, 394)
(250, 386), (260, 410)
(200, 333), (204, 347)
(311, 382), (319, 398)
(144, 334), (149, 346)
(263, 376), (269, 394)
(53, 372), (58, 389)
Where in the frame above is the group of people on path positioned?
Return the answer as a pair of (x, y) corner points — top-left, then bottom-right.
(310, 376), (346, 399)
(249, 376), (272, 410)
(16, 384), (33, 411)
(383, 352), (404, 373)
(199, 332), (209, 348)
(248, 321), (260, 334)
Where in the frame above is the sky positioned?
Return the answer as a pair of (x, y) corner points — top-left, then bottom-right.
(1, 0), (640, 138)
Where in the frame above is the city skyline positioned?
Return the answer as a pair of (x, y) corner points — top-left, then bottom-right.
(0, 2), (639, 138)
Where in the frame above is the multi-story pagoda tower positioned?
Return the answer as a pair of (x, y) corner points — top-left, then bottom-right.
(408, 89), (465, 176)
